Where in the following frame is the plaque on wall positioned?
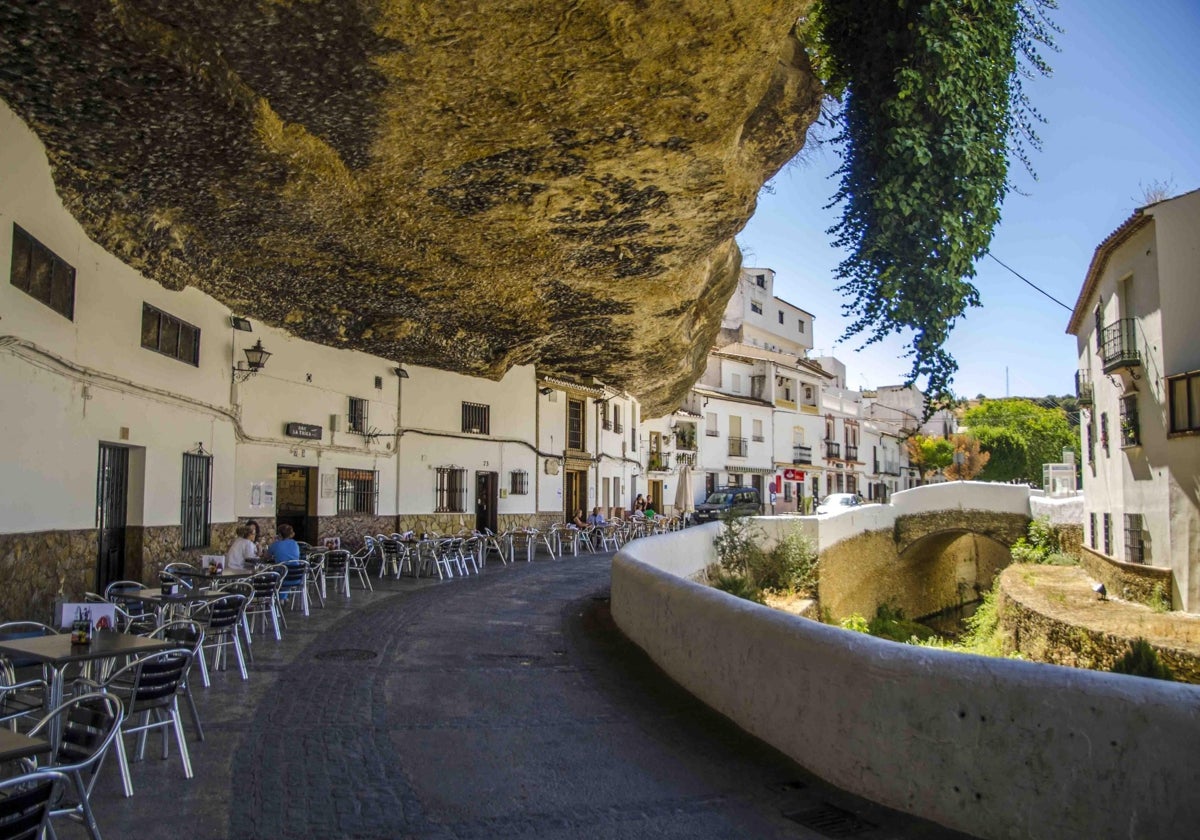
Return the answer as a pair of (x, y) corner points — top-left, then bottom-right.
(285, 422), (323, 440)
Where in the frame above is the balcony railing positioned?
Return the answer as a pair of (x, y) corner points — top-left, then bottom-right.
(728, 437), (748, 457)
(824, 440), (841, 459)
(845, 444), (859, 461)
(1075, 369), (1093, 405)
(775, 397), (797, 410)
(675, 452), (696, 468)
(875, 460), (901, 476)
(1100, 319), (1141, 374)
(793, 445), (812, 465)
(705, 429), (719, 437)
(613, 420), (624, 434)
(752, 434), (765, 442)
(602, 418), (613, 431)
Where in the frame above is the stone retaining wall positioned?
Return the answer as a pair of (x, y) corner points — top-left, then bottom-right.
(1079, 546), (1173, 609)
(0, 528), (96, 623)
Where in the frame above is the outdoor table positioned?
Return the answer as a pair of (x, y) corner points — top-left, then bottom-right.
(119, 588), (224, 622)
(169, 568), (255, 590)
(0, 728), (51, 765)
(0, 631), (174, 740)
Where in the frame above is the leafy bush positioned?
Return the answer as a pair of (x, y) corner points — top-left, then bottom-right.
(1011, 517), (1076, 565)
(868, 604), (938, 643)
(754, 528), (819, 594)
(1150, 582), (1171, 614)
(840, 613), (869, 633)
(1111, 638), (1174, 681)
(707, 564), (765, 605)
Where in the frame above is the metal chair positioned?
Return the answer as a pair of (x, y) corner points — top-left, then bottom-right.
(146, 621), (205, 742)
(26, 692), (124, 840)
(347, 545), (374, 591)
(323, 550), (351, 598)
(277, 561), (310, 619)
(0, 768), (68, 840)
(0, 659), (46, 732)
(189, 594), (248, 683)
(244, 570), (283, 640)
(77, 649), (194, 798)
(376, 538), (400, 578)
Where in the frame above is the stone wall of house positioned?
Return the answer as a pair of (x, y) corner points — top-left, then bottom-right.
(1054, 523), (1084, 558)
(1079, 546), (1173, 609)
(0, 528), (96, 623)
(130, 522), (239, 582)
(394, 512), (562, 536)
(996, 565), (1199, 683)
(317, 514), (399, 550)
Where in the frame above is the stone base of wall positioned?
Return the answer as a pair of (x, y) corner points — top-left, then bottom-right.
(394, 512), (563, 536)
(997, 564), (1200, 683)
(0, 529), (97, 624)
(1078, 546), (1173, 609)
(317, 515), (399, 550)
(133, 523), (239, 582)
(1054, 523), (1084, 558)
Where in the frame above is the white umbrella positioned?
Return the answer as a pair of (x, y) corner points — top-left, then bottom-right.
(674, 464), (695, 518)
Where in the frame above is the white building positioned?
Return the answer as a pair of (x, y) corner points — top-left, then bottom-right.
(1066, 188), (1200, 611)
(720, 267), (814, 357)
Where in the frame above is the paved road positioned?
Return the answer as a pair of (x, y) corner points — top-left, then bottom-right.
(83, 552), (972, 839)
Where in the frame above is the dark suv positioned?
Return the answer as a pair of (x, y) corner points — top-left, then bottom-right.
(693, 487), (762, 523)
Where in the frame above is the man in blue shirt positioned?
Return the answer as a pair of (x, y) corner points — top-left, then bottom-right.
(587, 507), (606, 526)
(265, 523), (301, 563)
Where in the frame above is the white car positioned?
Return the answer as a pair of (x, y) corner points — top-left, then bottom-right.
(815, 493), (862, 516)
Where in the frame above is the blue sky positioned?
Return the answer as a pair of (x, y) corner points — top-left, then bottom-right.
(737, 0), (1200, 399)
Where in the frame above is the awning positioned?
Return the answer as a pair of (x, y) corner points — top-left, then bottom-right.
(725, 465), (773, 474)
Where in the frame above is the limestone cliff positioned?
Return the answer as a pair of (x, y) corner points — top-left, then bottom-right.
(0, 1), (822, 415)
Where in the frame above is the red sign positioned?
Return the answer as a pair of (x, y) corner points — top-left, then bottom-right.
(783, 469), (806, 481)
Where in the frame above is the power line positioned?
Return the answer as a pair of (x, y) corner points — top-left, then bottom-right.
(985, 251), (1073, 312)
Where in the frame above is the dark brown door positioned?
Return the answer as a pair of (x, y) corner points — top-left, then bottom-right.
(276, 465), (316, 543)
(96, 443), (128, 591)
(475, 471), (498, 533)
(565, 470), (587, 522)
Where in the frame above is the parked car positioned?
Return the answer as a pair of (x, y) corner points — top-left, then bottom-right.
(693, 487), (762, 523)
(815, 493), (862, 516)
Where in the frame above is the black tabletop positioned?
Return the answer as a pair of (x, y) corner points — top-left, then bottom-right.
(0, 630), (174, 665)
(119, 588), (224, 606)
(0, 729), (51, 763)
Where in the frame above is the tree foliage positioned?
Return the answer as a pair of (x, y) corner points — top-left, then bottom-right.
(962, 398), (1075, 485)
(973, 425), (1027, 482)
(943, 433), (990, 480)
(906, 434), (954, 481)
(812, 0), (1058, 401)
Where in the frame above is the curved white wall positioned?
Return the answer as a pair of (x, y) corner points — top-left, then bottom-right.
(611, 521), (1200, 840)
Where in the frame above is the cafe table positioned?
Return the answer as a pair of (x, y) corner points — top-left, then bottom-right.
(0, 631), (175, 739)
(117, 587), (225, 622)
(168, 568), (255, 590)
(0, 728), (51, 766)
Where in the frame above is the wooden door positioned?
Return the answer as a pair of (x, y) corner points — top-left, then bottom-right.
(475, 471), (498, 533)
(95, 443), (128, 591)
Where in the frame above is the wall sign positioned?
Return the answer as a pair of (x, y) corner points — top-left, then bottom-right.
(285, 422), (323, 440)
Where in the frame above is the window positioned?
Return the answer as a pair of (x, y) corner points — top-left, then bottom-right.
(705, 411), (718, 437)
(348, 397), (369, 433)
(337, 468), (378, 514)
(631, 405), (638, 451)
(1100, 412), (1109, 456)
(567, 398), (585, 450)
(778, 310), (784, 324)
(509, 469), (529, 495)
(783, 481), (793, 502)
(1089, 513), (1098, 549)
(731, 373), (742, 393)
(752, 419), (764, 442)
(755, 274), (766, 288)
(798, 319), (805, 334)
(601, 401), (612, 431)
(1103, 513), (1112, 556)
(462, 401), (490, 434)
(613, 404), (623, 434)
(1124, 513), (1144, 564)
(1168, 371), (1200, 433)
(435, 467), (467, 512)
(180, 453), (211, 550)
(9, 224), (75, 321)
(750, 300), (763, 315)
(1119, 395), (1140, 447)
(1086, 416), (1094, 464)
(141, 303), (199, 366)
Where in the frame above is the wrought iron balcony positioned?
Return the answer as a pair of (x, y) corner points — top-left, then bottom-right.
(675, 452), (696, 468)
(845, 444), (859, 461)
(613, 420), (624, 434)
(824, 440), (841, 459)
(793, 445), (812, 465)
(1100, 319), (1141, 374)
(1075, 369), (1093, 405)
(728, 437), (748, 457)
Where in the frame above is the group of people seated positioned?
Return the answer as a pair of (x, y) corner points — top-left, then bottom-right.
(568, 495), (667, 529)
(224, 519), (303, 570)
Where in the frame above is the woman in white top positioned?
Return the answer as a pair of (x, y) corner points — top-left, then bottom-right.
(225, 524), (259, 570)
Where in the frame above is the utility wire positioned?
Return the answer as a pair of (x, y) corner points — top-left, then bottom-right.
(985, 251), (1073, 312)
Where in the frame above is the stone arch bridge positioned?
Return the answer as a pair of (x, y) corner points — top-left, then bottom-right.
(765, 482), (1034, 623)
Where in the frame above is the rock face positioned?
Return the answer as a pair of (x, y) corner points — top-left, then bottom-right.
(0, 1), (822, 415)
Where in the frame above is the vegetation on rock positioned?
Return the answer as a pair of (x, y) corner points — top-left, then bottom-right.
(1110, 638), (1174, 682)
(1010, 516), (1076, 566)
(708, 516), (818, 603)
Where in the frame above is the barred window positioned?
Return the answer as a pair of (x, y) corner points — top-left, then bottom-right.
(1103, 512), (1112, 556)
(567, 399), (585, 450)
(180, 453), (211, 549)
(1100, 413), (1109, 456)
(613, 404), (623, 434)
(601, 401), (612, 431)
(1086, 416), (1094, 464)
(141, 303), (200, 366)
(9, 224), (75, 321)
(348, 397), (368, 433)
(509, 469), (528, 495)
(1119, 395), (1140, 447)
(337, 468), (378, 514)
(750, 300), (763, 314)
(462, 401), (490, 434)
(435, 466), (467, 512)
(1124, 513), (1144, 564)
(1089, 512), (1098, 550)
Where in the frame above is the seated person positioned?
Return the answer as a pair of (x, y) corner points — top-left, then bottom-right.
(633, 494), (647, 513)
(570, 509), (587, 528)
(265, 523), (301, 563)
(225, 525), (259, 570)
(644, 505), (656, 519)
(587, 506), (606, 526)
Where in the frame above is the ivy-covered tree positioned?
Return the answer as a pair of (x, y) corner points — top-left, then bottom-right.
(962, 398), (1075, 485)
(812, 0), (1058, 401)
(973, 425), (1028, 482)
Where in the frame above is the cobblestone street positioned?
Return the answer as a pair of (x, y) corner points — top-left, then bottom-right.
(79, 553), (971, 839)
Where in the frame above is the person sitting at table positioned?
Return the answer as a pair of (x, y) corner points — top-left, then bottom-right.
(265, 523), (301, 563)
(633, 494), (646, 513)
(644, 504), (656, 519)
(246, 519), (263, 551)
(587, 507), (606, 526)
(570, 509), (587, 528)
(225, 525), (259, 570)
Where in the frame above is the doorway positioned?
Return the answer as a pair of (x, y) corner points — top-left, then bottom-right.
(749, 474), (764, 512)
(96, 443), (129, 591)
(648, 479), (663, 513)
(565, 470), (587, 523)
(475, 471), (498, 533)
(276, 465), (317, 544)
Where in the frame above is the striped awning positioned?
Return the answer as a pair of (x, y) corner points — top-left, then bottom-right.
(725, 465), (773, 474)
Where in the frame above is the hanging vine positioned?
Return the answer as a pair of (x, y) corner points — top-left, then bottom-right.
(810, 0), (1059, 402)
